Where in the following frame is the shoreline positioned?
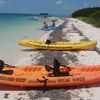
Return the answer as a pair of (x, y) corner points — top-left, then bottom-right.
(15, 18), (64, 66)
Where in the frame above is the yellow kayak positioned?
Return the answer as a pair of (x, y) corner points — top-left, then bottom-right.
(19, 40), (97, 51)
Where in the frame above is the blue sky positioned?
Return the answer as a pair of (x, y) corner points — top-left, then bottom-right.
(0, 0), (100, 16)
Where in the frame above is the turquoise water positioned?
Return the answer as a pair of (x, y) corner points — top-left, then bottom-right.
(0, 13), (48, 64)
(0, 14), (44, 40)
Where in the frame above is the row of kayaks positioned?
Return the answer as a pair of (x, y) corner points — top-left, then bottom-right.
(19, 40), (97, 50)
(0, 39), (99, 88)
(17, 39), (99, 87)
(0, 25), (98, 87)
(1, 60), (100, 87)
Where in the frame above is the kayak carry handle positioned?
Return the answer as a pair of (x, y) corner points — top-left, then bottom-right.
(37, 76), (48, 82)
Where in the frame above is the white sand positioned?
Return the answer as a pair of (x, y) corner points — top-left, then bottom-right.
(64, 18), (100, 100)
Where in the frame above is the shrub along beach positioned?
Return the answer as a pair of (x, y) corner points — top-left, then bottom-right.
(72, 7), (100, 27)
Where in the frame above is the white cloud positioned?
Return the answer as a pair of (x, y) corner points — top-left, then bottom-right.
(56, 0), (62, 5)
(0, 0), (6, 6)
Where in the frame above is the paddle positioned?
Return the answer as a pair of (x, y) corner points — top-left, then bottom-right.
(54, 58), (60, 66)
(45, 58), (61, 72)
(53, 58), (71, 71)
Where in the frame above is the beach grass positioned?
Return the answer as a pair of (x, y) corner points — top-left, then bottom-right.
(77, 17), (100, 27)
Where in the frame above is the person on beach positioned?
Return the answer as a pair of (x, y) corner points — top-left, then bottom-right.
(43, 21), (48, 29)
(51, 20), (55, 27)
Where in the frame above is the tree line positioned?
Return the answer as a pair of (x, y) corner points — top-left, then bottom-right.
(72, 7), (100, 27)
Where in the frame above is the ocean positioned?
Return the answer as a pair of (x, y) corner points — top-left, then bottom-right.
(0, 13), (50, 64)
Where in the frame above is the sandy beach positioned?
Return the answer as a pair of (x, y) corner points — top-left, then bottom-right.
(0, 18), (100, 100)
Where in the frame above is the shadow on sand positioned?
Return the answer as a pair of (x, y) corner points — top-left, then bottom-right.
(0, 82), (100, 91)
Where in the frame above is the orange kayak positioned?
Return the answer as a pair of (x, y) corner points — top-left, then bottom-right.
(0, 65), (100, 87)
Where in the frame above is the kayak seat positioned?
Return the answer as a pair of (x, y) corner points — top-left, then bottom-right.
(45, 65), (70, 77)
(45, 65), (53, 72)
(45, 40), (51, 44)
(0, 70), (13, 75)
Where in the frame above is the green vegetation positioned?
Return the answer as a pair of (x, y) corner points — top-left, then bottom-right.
(72, 7), (100, 27)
